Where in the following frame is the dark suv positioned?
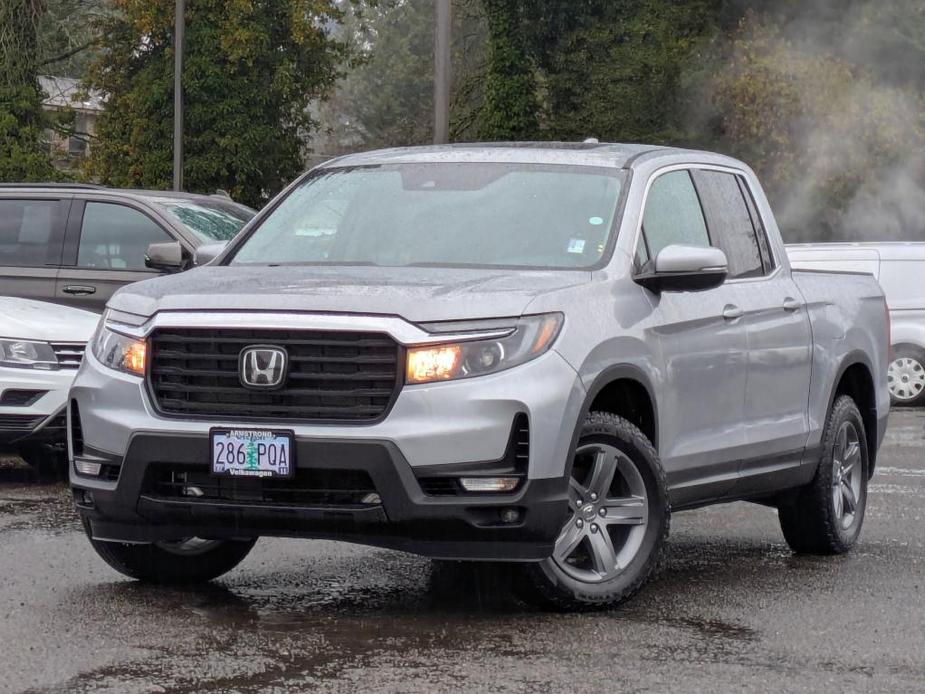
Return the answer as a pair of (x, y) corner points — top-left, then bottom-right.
(0, 184), (255, 312)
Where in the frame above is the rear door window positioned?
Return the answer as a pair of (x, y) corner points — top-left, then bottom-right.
(691, 170), (766, 279)
(77, 202), (172, 270)
(0, 199), (66, 267)
(638, 170), (710, 267)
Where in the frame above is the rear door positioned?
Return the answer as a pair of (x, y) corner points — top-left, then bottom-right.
(55, 199), (175, 311)
(691, 169), (813, 487)
(0, 196), (69, 302)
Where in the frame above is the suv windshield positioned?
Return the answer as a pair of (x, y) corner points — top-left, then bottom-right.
(229, 163), (625, 269)
(155, 198), (255, 243)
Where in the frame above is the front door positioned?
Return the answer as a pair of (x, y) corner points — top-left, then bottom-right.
(635, 169), (749, 505)
(55, 200), (173, 311)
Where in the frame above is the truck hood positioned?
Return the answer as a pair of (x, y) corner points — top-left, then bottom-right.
(0, 298), (99, 342)
(108, 265), (593, 323)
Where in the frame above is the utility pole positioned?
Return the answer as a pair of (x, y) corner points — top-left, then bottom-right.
(172, 0), (185, 191)
(433, 0), (451, 144)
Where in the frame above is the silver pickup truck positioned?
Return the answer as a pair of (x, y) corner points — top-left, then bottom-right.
(69, 143), (890, 610)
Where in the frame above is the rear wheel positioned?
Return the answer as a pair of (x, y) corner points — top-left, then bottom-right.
(84, 521), (256, 584)
(888, 346), (925, 405)
(518, 412), (669, 610)
(779, 395), (868, 554)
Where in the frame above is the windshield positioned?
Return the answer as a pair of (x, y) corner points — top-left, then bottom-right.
(155, 198), (255, 243)
(229, 163), (625, 269)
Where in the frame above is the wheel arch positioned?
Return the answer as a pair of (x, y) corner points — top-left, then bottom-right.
(827, 352), (879, 477)
(572, 365), (659, 455)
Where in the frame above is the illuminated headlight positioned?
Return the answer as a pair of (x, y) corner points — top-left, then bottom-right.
(91, 326), (147, 377)
(406, 313), (563, 385)
(0, 339), (58, 370)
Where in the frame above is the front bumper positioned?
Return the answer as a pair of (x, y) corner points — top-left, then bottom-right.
(73, 432), (569, 560)
(0, 366), (75, 447)
(70, 319), (587, 560)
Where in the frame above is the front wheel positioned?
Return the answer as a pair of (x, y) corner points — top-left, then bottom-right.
(84, 520), (256, 584)
(518, 412), (669, 610)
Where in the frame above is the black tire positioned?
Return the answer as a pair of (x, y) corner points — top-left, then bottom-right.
(84, 520), (256, 584)
(888, 345), (925, 406)
(779, 395), (869, 554)
(517, 412), (670, 611)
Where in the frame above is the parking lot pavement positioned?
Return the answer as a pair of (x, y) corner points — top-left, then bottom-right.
(1, 409), (924, 694)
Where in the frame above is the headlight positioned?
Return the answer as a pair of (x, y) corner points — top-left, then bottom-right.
(406, 313), (563, 385)
(91, 326), (147, 376)
(0, 339), (58, 370)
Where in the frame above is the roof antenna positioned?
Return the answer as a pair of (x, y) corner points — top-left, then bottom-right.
(583, 137), (600, 144)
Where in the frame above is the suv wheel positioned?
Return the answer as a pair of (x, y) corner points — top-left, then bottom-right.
(778, 395), (868, 554)
(518, 412), (669, 610)
(84, 520), (256, 584)
(888, 346), (925, 405)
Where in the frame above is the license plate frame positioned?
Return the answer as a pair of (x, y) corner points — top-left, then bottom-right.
(209, 428), (295, 479)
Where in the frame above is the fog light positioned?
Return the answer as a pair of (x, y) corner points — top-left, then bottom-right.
(361, 492), (382, 505)
(183, 486), (204, 498)
(74, 459), (102, 476)
(458, 477), (520, 493)
(500, 508), (521, 524)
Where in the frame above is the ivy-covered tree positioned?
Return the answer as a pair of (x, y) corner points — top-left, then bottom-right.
(0, 0), (57, 181)
(84, 0), (349, 207)
(476, 0), (539, 140)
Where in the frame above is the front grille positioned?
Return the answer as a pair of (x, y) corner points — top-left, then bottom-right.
(148, 328), (402, 422)
(0, 389), (46, 406)
(0, 414), (43, 432)
(51, 343), (86, 369)
(143, 464), (379, 507)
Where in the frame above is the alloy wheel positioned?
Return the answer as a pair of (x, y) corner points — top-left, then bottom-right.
(553, 443), (649, 583)
(831, 421), (863, 531)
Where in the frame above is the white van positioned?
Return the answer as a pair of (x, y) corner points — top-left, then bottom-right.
(787, 242), (925, 405)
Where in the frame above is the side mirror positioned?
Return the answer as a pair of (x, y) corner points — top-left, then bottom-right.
(144, 241), (185, 273)
(194, 241), (228, 266)
(635, 244), (728, 293)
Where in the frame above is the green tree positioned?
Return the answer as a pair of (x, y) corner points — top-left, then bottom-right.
(710, 16), (925, 240)
(475, 0), (539, 140)
(84, 0), (349, 207)
(0, 0), (57, 181)
(315, 0), (487, 154)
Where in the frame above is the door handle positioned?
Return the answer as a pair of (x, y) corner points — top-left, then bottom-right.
(783, 297), (801, 312)
(723, 304), (743, 321)
(62, 285), (97, 296)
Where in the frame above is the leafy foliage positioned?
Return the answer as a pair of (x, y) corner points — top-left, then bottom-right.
(0, 0), (57, 181)
(315, 0), (487, 153)
(475, 0), (539, 140)
(709, 12), (925, 240)
(84, 0), (348, 206)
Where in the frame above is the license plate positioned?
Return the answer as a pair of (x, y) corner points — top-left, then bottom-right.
(210, 429), (294, 478)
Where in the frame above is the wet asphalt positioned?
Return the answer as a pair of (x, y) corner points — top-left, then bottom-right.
(1, 409), (923, 693)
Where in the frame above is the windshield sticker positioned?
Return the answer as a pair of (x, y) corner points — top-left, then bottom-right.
(567, 238), (586, 254)
(588, 216), (604, 226)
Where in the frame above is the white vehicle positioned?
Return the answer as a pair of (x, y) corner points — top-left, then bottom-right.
(0, 297), (98, 467)
(787, 242), (925, 405)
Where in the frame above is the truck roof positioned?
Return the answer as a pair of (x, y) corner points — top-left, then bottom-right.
(322, 142), (746, 171)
